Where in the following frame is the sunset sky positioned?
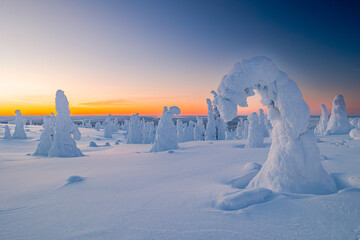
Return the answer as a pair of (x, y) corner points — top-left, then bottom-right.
(0, 0), (359, 116)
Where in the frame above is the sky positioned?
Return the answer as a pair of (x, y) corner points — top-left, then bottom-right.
(0, 0), (359, 116)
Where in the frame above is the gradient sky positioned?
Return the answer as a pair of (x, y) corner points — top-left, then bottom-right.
(0, 0), (359, 116)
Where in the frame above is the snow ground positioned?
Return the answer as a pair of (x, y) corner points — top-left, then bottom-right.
(0, 124), (359, 239)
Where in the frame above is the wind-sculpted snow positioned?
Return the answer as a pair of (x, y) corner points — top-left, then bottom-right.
(48, 90), (83, 157)
(216, 188), (274, 211)
(142, 121), (155, 144)
(314, 104), (329, 136)
(150, 106), (180, 152)
(205, 99), (216, 141)
(213, 56), (336, 194)
(33, 115), (55, 156)
(246, 113), (264, 148)
(13, 110), (27, 139)
(326, 95), (352, 135)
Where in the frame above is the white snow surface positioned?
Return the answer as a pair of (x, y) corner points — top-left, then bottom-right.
(0, 125), (359, 239)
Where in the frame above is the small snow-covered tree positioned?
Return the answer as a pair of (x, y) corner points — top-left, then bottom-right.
(127, 113), (142, 144)
(176, 119), (185, 142)
(150, 106), (180, 152)
(235, 119), (243, 139)
(194, 117), (205, 141)
(212, 56), (335, 194)
(314, 104), (329, 136)
(33, 115), (55, 156)
(142, 121), (156, 144)
(4, 125), (11, 139)
(95, 121), (101, 131)
(243, 119), (249, 139)
(104, 115), (113, 138)
(205, 99), (216, 140)
(225, 128), (235, 140)
(258, 109), (269, 137)
(48, 90), (83, 157)
(184, 121), (195, 142)
(13, 110), (27, 139)
(246, 112), (264, 148)
(326, 95), (352, 135)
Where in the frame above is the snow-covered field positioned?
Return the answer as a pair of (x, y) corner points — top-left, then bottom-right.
(1, 124), (360, 240)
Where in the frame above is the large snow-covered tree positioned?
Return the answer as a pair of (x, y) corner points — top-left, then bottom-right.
(48, 90), (83, 157)
(212, 56), (336, 194)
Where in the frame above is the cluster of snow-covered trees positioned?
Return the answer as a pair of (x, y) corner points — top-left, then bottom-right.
(314, 94), (357, 137)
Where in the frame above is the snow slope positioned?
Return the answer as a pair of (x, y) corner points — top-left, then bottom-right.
(0, 125), (359, 239)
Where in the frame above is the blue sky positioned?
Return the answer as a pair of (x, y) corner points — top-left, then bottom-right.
(0, 0), (359, 115)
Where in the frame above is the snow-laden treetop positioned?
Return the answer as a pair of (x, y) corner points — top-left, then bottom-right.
(56, 90), (70, 117)
(213, 56), (309, 137)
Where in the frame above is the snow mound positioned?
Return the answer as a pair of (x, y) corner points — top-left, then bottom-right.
(13, 110), (27, 139)
(228, 162), (262, 189)
(89, 141), (98, 147)
(66, 176), (85, 184)
(104, 142), (110, 147)
(349, 128), (360, 140)
(332, 173), (360, 190)
(216, 188), (274, 211)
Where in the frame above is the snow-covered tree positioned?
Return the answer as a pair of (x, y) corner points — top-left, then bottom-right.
(48, 90), (83, 157)
(176, 119), (185, 142)
(205, 98), (216, 140)
(314, 104), (329, 136)
(127, 113), (142, 144)
(150, 106), (180, 152)
(184, 121), (195, 142)
(13, 110), (27, 139)
(95, 121), (101, 131)
(246, 112), (264, 148)
(235, 119), (243, 139)
(4, 125), (11, 139)
(212, 56), (335, 194)
(243, 119), (249, 139)
(194, 117), (205, 141)
(225, 128), (235, 140)
(326, 95), (352, 135)
(33, 115), (55, 156)
(104, 114), (113, 138)
(258, 109), (269, 137)
(142, 121), (156, 144)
